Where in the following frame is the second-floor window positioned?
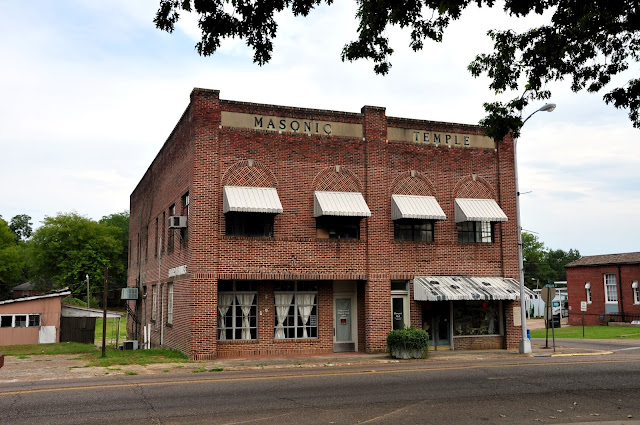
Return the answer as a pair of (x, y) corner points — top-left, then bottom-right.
(394, 219), (434, 242)
(457, 221), (494, 243)
(316, 216), (361, 239)
(225, 212), (275, 237)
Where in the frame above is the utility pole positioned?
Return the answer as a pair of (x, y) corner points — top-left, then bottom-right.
(86, 274), (90, 308)
(102, 267), (108, 358)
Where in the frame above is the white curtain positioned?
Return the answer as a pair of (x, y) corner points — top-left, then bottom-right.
(297, 293), (315, 338)
(237, 293), (255, 340)
(217, 294), (234, 341)
(275, 293), (293, 339)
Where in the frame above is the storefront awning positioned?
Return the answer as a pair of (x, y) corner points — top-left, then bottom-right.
(391, 195), (446, 221)
(414, 276), (535, 301)
(313, 191), (371, 217)
(223, 186), (283, 214)
(454, 198), (508, 223)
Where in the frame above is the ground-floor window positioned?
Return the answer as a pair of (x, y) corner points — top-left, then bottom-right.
(0, 314), (40, 328)
(453, 301), (500, 336)
(217, 281), (258, 341)
(274, 281), (318, 339)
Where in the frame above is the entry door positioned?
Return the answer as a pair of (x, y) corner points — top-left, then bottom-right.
(423, 302), (450, 348)
(335, 298), (352, 342)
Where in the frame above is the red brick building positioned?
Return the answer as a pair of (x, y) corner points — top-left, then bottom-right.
(127, 88), (529, 360)
(566, 252), (640, 326)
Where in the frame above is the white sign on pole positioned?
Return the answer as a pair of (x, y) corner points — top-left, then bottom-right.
(580, 301), (587, 312)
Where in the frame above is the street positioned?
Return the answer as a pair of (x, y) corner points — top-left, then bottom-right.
(2, 353), (640, 425)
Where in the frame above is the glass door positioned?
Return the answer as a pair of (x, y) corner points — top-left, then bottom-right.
(422, 302), (450, 348)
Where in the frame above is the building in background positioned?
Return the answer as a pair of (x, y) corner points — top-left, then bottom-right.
(566, 252), (640, 325)
(11, 282), (45, 299)
(127, 88), (530, 360)
(0, 289), (71, 345)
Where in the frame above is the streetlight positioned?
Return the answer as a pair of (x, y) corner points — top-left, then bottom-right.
(515, 103), (556, 354)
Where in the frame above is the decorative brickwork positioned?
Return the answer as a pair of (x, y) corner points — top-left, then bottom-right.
(453, 174), (497, 199)
(391, 171), (436, 196)
(313, 166), (363, 192)
(222, 160), (278, 187)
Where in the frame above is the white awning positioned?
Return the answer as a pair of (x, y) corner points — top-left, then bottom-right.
(454, 198), (508, 223)
(223, 186), (283, 214)
(391, 195), (446, 221)
(313, 191), (371, 217)
(413, 276), (535, 301)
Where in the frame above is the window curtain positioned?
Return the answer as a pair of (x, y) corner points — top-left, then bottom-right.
(237, 294), (255, 340)
(297, 293), (315, 338)
(217, 294), (234, 341)
(275, 293), (293, 339)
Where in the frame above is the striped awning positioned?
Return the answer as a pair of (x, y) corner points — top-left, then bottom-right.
(313, 191), (371, 217)
(454, 198), (508, 223)
(391, 195), (446, 221)
(414, 276), (535, 301)
(223, 186), (283, 214)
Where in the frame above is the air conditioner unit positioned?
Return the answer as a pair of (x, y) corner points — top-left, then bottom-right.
(168, 215), (187, 228)
(121, 288), (139, 300)
(122, 340), (138, 350)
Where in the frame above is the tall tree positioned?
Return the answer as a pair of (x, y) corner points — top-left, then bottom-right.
(9, 214), (33, 242)
(521, 232), (550, 289)
(30, 212), (124, 303)
(546, 248), (581, 282)
(0, 218), (27, 300)
(99, 211), (130, 292)
(154, 0), (640, 140)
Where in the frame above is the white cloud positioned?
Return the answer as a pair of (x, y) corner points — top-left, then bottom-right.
(1, 0), (638, 257)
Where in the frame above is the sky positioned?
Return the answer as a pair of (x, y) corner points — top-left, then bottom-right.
(1, 0), (638, 257)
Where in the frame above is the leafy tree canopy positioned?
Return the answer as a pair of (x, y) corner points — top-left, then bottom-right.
(29, 212), (126, 300)
(155, 0), (640, 140)
(0, 218), (28, 300)
(521, 231), (581, 288)
(9, 214), (33, 242)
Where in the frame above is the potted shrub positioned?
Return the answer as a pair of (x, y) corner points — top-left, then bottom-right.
(386, 327), (429, 359)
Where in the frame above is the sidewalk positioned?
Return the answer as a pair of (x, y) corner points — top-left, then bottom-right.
(0, 335), (610, 383)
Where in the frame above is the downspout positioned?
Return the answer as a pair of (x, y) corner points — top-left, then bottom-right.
(618, 265), (625, 322)
(160, 283), (164, 346)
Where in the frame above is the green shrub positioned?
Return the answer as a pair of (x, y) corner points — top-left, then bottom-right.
(386, 327), (429, 359)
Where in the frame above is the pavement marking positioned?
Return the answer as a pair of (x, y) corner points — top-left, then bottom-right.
(612, 346), (640, 352)
(2, 358), (640, 397)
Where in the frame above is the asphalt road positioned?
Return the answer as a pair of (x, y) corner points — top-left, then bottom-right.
(2, 355), (640, 425)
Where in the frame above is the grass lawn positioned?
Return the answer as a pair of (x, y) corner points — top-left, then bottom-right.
(94, 317), (127, 346)
(530, 325), (640, 339)
(1, 343), (189, 367)
(1, 343), (97, 356)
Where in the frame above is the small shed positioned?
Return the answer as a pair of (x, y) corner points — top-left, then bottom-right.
(60, 306), (123, 345)
(0, 289), (71, 345)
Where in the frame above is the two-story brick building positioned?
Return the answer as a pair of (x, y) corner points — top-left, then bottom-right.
(127, 88), (530, 360)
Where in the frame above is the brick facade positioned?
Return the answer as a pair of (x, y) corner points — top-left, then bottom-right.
(128, 88), (524, 360)
(566, 254), (640, 326)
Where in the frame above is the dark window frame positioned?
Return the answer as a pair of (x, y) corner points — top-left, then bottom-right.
(394, 219), (435, 242)
(316, 216), (361, 240)
(457, 221), (495, 243)
(225, 212), (275, 237)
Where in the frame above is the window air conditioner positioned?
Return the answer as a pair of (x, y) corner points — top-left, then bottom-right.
(122, 340), (138, 350)
(121, 288), (139, 300)
(168, 216), (187, 228)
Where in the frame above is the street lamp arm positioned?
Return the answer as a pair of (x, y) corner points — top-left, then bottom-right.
(522, 103), (556, 126)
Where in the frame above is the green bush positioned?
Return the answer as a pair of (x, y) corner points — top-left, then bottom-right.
(386, 327), (429, 359)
